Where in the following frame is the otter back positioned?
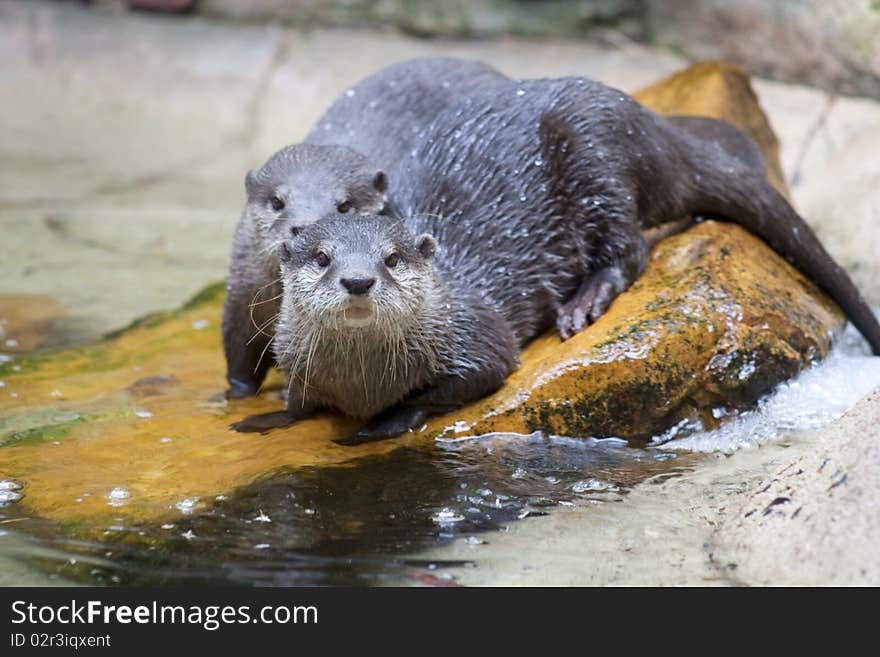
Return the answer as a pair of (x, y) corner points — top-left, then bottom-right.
(389, 76), (880, 354)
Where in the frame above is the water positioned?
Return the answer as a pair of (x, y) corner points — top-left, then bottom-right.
(0, 438), (690, 586)
(657, 322), (880, 453)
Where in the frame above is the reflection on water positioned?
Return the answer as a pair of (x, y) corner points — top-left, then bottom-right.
(1, 436), (689, 586)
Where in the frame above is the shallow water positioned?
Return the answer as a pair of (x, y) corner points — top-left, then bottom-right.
(1, 436), (689, 586)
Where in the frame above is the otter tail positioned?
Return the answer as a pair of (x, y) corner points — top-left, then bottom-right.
(687, 165), (880, 355)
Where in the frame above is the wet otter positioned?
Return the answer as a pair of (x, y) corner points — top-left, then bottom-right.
(223, 145), (388, 399)
(231, 213), (518, 441)
(304, 57), (508, 171)
(385, 76), (880, 349)
(222, 58), (508, 398)
(233, 75), (879, 443)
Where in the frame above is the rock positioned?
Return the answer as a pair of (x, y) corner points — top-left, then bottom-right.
(0, 62), (845, 525)
(193, 0), (645, 40)
(439, 219), (842, 440)
(645, 0), (880, 101)
(0, 294), (66, 354)
(710, 387), (880, 585)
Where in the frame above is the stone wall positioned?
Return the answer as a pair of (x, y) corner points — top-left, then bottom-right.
(646, 0), (880, 98)
(107, 0), (880, 98)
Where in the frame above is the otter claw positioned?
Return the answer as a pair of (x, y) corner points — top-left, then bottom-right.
(230, 410), (299, 434)
(335, 408), (426, 445)
(556, 267), (626, 340)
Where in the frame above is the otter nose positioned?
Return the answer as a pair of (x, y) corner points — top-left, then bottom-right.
(340, 277), (376, 296)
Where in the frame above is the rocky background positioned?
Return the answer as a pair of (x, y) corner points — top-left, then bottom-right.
(94, 0), (880, 99)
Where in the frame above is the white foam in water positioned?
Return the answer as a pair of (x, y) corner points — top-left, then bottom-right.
(660, 319), (880, 454)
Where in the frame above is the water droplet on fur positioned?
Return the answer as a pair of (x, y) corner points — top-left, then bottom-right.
(511, 467), (527, 479)
(516, 88), (525, 96)
(345, 89), (356, 97)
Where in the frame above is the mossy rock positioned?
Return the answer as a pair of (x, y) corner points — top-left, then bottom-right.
(0, 62), (844, 526)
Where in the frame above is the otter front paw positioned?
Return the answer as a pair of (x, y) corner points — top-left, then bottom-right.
(334, 407), (427, 446)
(225, 377), (260, 400)
(230, 410), (300, 434)
(556, 266), (627, 340)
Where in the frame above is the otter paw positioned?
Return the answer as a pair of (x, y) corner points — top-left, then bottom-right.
(225, 378), (259, 400)
(556, 267), (626, 340)
(230, 411), (298, 434)
(334, 408), (426, 446)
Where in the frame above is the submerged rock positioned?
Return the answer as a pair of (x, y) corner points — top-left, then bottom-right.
(0, 62), (845, 524)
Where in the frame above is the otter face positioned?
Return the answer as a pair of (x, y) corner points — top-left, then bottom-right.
(244, 144), (388, 248)
(278, 214), (436, 330)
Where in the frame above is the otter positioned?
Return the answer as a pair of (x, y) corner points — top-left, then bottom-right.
(222, 58), (508, 398)
(230, 213), (518, 441)
(232, 75), (879, 443)
(222, 145), (388, 398)
(384, 76), (880, 348)
(304, 57), (509, 171)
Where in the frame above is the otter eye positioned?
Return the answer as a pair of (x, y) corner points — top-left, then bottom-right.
(337, 199), (352, 214)
(270, 195), (285, 211)
(315, 251), (331, 267)
(384, 253), (399, 268)
(290, 226), (300, 237)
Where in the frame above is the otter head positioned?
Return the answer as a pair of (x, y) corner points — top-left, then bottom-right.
(244, 144), (388, 246)
(278, 213), (437, 330)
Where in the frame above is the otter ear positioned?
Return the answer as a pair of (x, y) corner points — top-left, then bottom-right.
(372, 170), (388, 194)
(415, 234), (436, 260)
(245, 170), (258, 196)
(278, 241), (293, 264)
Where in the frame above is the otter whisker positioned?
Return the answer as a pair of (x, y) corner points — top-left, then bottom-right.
(248, 292), (284, 308)
(253, 334), (276, 376)
(246, 312), (280, 345)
